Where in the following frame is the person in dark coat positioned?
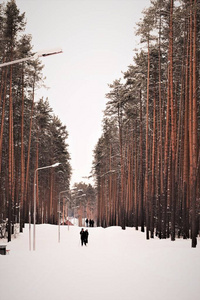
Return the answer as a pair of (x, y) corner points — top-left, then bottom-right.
(85, 229), (89, 244)
(85, 218), (88, 227)
(80, 228), (85, 246)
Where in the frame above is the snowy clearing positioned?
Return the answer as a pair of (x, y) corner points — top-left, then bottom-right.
(0, 224), (200, 300)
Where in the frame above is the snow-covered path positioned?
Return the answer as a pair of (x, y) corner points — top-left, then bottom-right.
(0, 224), (200, 300)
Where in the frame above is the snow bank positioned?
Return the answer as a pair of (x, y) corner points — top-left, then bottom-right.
(0, 224), (199, 300)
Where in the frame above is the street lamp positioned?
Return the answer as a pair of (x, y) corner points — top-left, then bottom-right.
(14, 204), (20, 238)
(33, 162), (60, 251)
(0, 48), (63, 68)
(65, 196), (73, 231)
(58, 190), (69, 243)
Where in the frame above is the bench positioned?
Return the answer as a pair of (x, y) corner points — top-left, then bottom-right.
(0, 245), (7, 255)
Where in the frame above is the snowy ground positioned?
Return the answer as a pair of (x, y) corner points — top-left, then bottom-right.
(0, 224), (200, 300)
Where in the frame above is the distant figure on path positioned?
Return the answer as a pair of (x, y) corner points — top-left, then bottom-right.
(89, 219), (94, 227)
(85, 218), (88, 227)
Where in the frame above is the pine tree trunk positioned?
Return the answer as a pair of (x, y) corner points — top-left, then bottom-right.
(134, 131), (138, 230)
(0, 68), (8, 176)
(118, 103), (125, 230)
(139, 90), (144, 232)
(150, 84), (156, 238)
(191, 0), (197, 247)
(169, 0), (176, 241)
(24, 73), (35, 222)
(20, 69), (25, 232)
(183, 21), (190, 239)
(8, 63), (14, 242)
(145, 38), (150, 240)
(163, 66), (170, 239)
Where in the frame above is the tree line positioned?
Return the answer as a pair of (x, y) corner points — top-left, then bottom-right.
(70, 182), (97, 226)
(93, 0), (200, 247)
(0, 0), (71, 242)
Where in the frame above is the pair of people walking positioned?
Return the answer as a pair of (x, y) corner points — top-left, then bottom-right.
(85, 218), (94, 227)
(80, 228), (89, 246)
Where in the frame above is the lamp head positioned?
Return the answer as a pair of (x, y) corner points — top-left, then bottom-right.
(34, 48), (63, 59)
(51, 162), (61, 168)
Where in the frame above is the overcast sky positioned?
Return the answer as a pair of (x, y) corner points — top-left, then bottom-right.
(15, 0), (151, 186)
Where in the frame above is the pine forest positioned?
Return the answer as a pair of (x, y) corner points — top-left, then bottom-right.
(0, 0), (200, 248)
(93, 0), (200, 248)
(0, 1), (71, 242)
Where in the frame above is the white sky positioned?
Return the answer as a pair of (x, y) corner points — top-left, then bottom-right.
(14, 0), (151, 186)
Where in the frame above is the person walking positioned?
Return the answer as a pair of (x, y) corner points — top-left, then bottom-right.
(85, 218), (88, 227)
(85, 229), (89, 244)
(80, 228), (85, 246)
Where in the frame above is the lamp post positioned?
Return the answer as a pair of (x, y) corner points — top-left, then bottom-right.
(0, 48), (63, 68)
(58, 190), (69, 243)
(65, 196), (72, 231)
(33, 162), (60, 251)
(14, 204), (20, 238)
